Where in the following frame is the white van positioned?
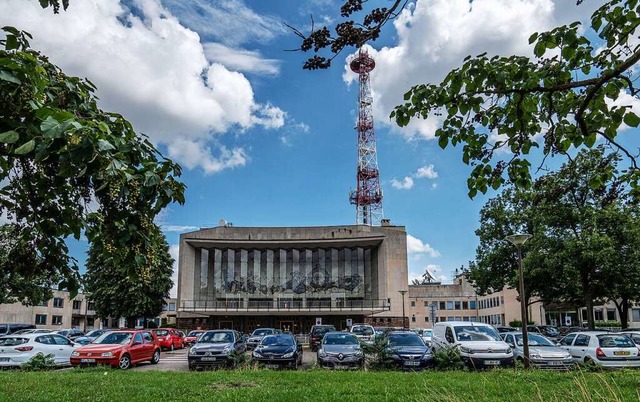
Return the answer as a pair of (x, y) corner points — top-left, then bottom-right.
(432, 321), (514, 369)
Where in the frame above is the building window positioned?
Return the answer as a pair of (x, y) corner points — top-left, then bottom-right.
(424, 301), (429, 307)
(72, 317), (80, 327)
(53, 298), (64, 308)
(35, 314), (47, 325)
(454, 301), (461, 310)
(410, 301), (416, 308)
(470, 300), (476, 309)
(594, 310), (604, 321)
(162, 304), (168, 311)
(462, 301), (469, 310)
(446, 301), (454, 310)
(169, 303), (176, 311)
(87, 317), (95, 326)
(72, 300), (82, 310)
(607, 309), (616, 321)
(52, 315), (63, 325)
(632, 309), (640, 322)
(439, 301), (446, 310)
(87, 301), (95, 310)
(411, 315), (416, 322)
(425, 317), (429, 322)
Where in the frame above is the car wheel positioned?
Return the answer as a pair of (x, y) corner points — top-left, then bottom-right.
(118, 354), (131, 370)
(151, 350), (160, 365)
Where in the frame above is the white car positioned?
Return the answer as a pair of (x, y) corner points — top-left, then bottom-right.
(0, 333), (80, 367)
(558, 331), (640, 368)
(350, 324), (375, 345)
(619, 331), (640, 346)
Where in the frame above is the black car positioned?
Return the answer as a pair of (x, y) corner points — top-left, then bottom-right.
(310, 325), (336, 352)
(252, 333), (303, 369)
(188, 330), (246, 370)
(495, 325), (517, 333)
(527, 325), (560, 340)
(55, 328), (85, 340)
(381, 331), (434, 370)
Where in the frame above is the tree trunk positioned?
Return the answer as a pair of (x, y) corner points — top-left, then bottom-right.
(617, 298), (629, 329)
(584, 294), (595, 330)
(126, 317), (136, 329)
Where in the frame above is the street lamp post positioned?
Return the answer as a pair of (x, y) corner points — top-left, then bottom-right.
(399, 290), (408, 329)
(506, 234), (532, 369)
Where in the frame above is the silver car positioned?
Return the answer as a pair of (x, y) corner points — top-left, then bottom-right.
(501, 332), (574, 370)
(188, 330), (246, 370)
(317, 332), (364, 369)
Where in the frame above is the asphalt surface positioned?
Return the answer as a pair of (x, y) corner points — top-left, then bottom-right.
(133, 346), (318, 372)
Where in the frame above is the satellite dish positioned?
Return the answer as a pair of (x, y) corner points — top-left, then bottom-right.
(218, 219), (227, 227)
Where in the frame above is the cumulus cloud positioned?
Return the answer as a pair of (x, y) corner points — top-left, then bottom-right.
(391, 164), (438, 190)
(391, 176), (414, 190)
(407, 234), (440, 258)
(162, 225), (200, 232)
(343, 0), (608, 141)
(415, 164), (438, 179)
(0, 0), (286, 173)
(203, 43), (280, 76)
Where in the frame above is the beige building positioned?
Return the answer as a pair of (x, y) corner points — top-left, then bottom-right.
(177, 222), (409, 333)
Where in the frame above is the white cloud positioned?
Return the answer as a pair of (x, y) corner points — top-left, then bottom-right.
(167, 139), (247, 174)
(415, 164), (438, 179)
(162, 225), (200, 232)
(407, 234), (440, 257)
(0, 0), (286, 174)
(169, 244), (179, 298)
(391, 176), (414, 190)
(203, 43), (280, 76)
(343, 0), (608, 141)
(607, 91), (640, 131)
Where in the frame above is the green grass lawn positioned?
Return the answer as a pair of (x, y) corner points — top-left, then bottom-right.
(1, 368), (639, 401)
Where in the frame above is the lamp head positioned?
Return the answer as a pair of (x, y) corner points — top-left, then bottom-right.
(505, 234), (532, 246)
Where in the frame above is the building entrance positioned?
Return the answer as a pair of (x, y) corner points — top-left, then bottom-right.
(279, 320), (294, 332)
(218, 320), (233, 329)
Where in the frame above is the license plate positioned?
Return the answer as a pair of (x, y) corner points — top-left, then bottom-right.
(335, 365), (350, 369)
(0, 358), (9, 362)
(614, 351), (630, 356)
(484, 360), (500, 365)
(404, 361), (421, 366)
(265, 364), (280, 369)
(80, 359), (96, 363)
(201, 357), (217, 361)
(547, 361), (563, 365)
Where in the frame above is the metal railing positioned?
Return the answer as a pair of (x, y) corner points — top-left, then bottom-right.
(180, 298), (390, 312)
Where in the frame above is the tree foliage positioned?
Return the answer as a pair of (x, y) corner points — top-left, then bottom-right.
(0, 24), (185, 304)
(469, 147), (640, 329)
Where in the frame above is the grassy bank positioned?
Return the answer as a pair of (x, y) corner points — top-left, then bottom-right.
(1, 368), (639, 401)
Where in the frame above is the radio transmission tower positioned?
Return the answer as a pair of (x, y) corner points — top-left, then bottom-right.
(349, 47), (383, 225)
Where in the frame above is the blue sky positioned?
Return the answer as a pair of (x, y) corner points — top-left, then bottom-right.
(3, 0), (627, 295)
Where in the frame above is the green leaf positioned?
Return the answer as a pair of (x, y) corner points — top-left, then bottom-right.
(98, 139), (115, 151)
(14, 139), (35, 155)
(623, 112), (640, 127)
(0, 70), (21, 84)
(0, 130), (19, 144)
(438, 135), (449, 149)
(528, 32), (539, 44)
(4, 35), (18, 51)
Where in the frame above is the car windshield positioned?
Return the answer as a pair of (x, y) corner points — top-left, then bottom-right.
(12, 329), (34, 335)
(93, 332), (133, 345)
(261, 335), (294, 346)
(454, 326), (501, 341)
(0, 337), (28, 346)
(187, 331), (203, 337)
(324, 334), (359, 345)
(597, 335), (635, 348)
(199, 332), (233, 344)
(423, 330), (433, 337)
(84, 330), (104, 338)
(351, 326), (374, 336)
(154, 330), (169, 336)
(514, 334), (555, 346)
(541, 326), (559, 336)
(313, 327), (335, 335)
(252, 329), (273, 337)
(388, 333), (425, 347)
(57, 330), (69, 336)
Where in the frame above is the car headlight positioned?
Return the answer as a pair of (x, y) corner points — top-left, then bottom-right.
(71, 351), (80, 357)
(189, 347), (198, 355)
(283, 351), (295, 358)
(507, 347), (513, 355)
(222, 346), (231, 354)
(460, 346), (474, 354)
(252, 351), (263, 358)
(563, 353), (572, 359)
(529, 353), (541, 360)
(101, 352), (113, 357)
(318, 349), (327, 357)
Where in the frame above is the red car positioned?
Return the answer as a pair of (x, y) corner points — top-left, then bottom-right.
(70, 330), (160, 370)
(152, 328), (184, 351)
(184, 330), (205, 346)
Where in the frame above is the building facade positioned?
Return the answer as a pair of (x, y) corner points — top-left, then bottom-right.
(177, 223), (409, 333)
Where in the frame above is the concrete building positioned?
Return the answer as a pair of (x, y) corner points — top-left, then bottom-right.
(177, 223), (409, 333)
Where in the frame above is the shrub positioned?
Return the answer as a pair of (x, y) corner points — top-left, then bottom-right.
(433, 345), (466, 371)
(508, 320), (535, 327)
(21, 353), (56, 371)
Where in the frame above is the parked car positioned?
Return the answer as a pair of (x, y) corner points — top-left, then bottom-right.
(54, 329), (85, 341)
(501, 332), (574, 369)
(431, 321), (514, 369)
(309, 325), (336, 352)
(619, 330), (640, 346)
(527, 325), (561, 340)
(152, 328), (184, 351)
(317, 332), (364, 369)
(0, 333), (79, 368)
(70, 330), (160, 369)
(252, 333), (303, 369)
(373, 326), (394, 341)
(74, 329), (112, 346)
(494, 325), (518, 333)
(557, 331), (640, 368)
(558, 326), (585, 336)
(188, 330), (246, 370)
(246, 328), (282, 350)
(0, 323), (36, 336)
(381, 331), (434, 370)
(184, 330), (205, 346)
(350, 324), (375, 345)
(11, 329), (53, 335)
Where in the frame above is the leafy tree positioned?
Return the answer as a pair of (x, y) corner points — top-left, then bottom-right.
(0, 18), (185, 303)
(85, 222), (174, 327)
(470, 147), (640, 329)
(295, 0), (640, 197)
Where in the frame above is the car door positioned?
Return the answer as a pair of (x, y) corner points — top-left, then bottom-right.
(50, 334), (77, 365)
(142, 332), (156, 359)
(569, 334), (591, 361)
(33, 335), (60, 362)
(129, 332), (145, 363)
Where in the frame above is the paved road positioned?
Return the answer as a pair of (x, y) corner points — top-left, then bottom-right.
(134, 347), (317, 371)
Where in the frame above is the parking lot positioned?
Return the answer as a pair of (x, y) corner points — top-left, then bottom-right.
(133, 347), (317, 372)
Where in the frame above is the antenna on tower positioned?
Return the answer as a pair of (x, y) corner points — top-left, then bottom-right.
(348, 46), (384, 226)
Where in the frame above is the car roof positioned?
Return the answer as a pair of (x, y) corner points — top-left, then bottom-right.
(0, 333), (60, 339)
(386, 331), (421, 336)
(565, 331), (610, 335)
(436, 321), (493, 327)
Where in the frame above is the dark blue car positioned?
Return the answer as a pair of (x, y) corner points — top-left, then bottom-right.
(382, 331), (434, 370)
(252, 333), (303, 369)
